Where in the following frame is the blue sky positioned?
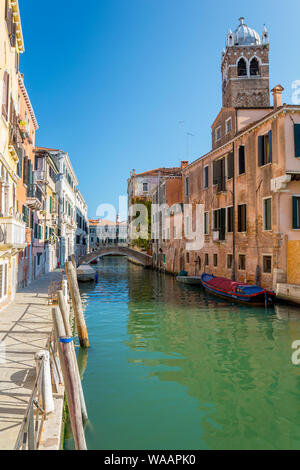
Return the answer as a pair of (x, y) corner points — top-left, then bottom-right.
(19, 0), (300, 218)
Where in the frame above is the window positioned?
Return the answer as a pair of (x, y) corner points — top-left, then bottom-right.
(213, 210), (220, 231)
(227, 206), (234, 233)
(239, 146), (245, 175)
(185, 177), (189, 196)
(292, 196), (300, 229)
(238, 255), (246, 271)
(203, 165), (209, 188)
(143, 183), (148, 192)
(213, 158), (226, 192)
(2, 71), (9, 121)
(238, 204), (247, 232)
(227, 152), (234, 179)
(258, 131), (272, 166)
(226, 118), (232, 134)
(250, 58), (260, 76)
(294, 124), (300, 158)
(204, 212), (209, 235)
(215, 126), (221, 142)
(205, 254), (209, 266)
(0, 262), (8, 300)
(186, 253), (190, 263)
(213, 208), (226, 240)
(238, 58), (247, 77)
(263, 256), (272, 274)
(213, 254), (218, 267)
(263, 198), (272, 231)
(227, 254), (233, 269)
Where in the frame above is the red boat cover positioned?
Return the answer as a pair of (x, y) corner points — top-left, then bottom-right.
(205, 277), (240, 293)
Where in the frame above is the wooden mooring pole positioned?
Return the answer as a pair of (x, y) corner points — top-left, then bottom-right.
(65, 261), (90, 349)
(59, 336), (87, 450)
(53, 304), (88, 423)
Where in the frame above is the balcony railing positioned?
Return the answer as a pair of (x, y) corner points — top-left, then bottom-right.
(35, 170), (46, 181)
(0, 216), (26, 249)
(27, 184), (43, 209)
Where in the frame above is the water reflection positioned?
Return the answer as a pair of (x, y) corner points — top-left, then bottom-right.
(125, 264), (300, 449)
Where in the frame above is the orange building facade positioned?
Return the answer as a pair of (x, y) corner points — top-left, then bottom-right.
(152, 19), (300, 294)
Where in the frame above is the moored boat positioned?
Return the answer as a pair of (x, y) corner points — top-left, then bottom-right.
(176, 276), (203, 285)
(77, 264), (96, 282)
(201, 273), (275, 306)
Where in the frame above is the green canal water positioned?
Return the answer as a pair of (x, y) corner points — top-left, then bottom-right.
(65, 256), (300, 450)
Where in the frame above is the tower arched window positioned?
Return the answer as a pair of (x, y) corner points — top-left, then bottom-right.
(237, 58), (247, 77)
(250, 58), (260, 76)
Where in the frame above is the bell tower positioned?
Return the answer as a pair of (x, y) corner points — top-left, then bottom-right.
(221, 18), (270, 108)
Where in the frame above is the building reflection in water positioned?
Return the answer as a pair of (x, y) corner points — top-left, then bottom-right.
(125, 264), (300, 450)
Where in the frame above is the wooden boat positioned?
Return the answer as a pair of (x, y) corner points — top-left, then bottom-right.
(201, 273), (275, 306)
(176, 276), (203, 285)
(77, 264), (96, 282)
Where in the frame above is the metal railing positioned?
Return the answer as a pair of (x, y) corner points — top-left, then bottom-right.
(14, 331), (62, 450)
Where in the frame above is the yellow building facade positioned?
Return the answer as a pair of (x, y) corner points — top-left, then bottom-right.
(0, 0), (26, 306)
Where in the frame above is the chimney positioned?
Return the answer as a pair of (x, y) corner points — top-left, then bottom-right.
(181, 161), (189, 169)
(272, 85), (284, 109)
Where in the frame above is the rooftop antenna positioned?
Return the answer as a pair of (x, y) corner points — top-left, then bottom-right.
(178, 121), (185, 160)
(186, 132), (195, 160)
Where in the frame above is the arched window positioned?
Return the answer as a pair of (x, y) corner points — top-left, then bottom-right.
(237, 58), (247, 77)
(250, 58), (260, 76)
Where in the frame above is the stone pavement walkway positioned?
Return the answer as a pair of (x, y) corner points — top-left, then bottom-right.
(0, 269), (64, 450)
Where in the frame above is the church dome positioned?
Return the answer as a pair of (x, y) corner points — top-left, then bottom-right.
(233, 17), (261, 46)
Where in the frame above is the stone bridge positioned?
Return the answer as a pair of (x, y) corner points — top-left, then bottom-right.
(79, 246), (153, 267)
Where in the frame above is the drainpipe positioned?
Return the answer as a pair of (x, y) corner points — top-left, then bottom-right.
(232, 144), (236, 281)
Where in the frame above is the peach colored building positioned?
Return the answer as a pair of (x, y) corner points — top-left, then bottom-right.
(16, 74), (39, 287)
(155, 18), (300, 296)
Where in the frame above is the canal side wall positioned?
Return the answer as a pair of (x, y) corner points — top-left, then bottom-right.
(0, 269), (65, 450)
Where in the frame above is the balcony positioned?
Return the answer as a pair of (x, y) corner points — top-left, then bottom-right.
(0, 216), (26, 251)
(36, 170), (46, 181)
(27, 184), (43, 210)
(8, 125), (21, 163)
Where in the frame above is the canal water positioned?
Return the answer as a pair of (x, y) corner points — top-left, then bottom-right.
(65, 256), (300, 450)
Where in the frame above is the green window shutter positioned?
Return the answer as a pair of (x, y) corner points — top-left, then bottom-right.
(38, 225), (42, 239)
(50, 196), (52, 213)
(30, 210), (34, 229)
(292, 196), (299, 229)
(258, 136), (264, 166)
(34, 223), (38, 238)
(268, 130), (272, 163)
(46, 226), (48, 239)
(227, 152), (234, 179)
(239, 146), (245, 174)
(294, 124), (300, 158)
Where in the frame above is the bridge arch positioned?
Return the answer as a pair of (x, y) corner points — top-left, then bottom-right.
(79, 246), (153, 268)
